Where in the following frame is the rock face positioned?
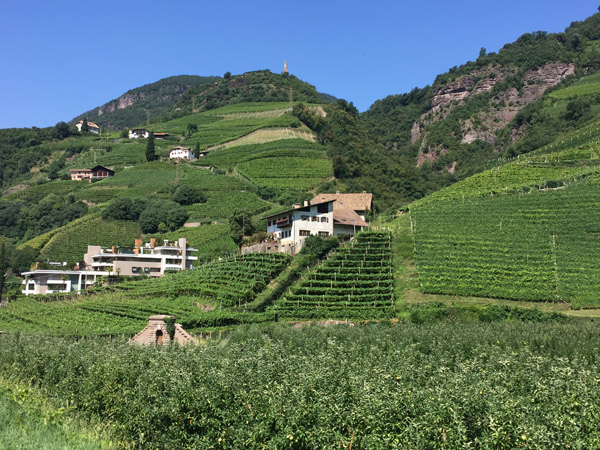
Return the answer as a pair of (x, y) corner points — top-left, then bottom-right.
(413, 61), (576, 157)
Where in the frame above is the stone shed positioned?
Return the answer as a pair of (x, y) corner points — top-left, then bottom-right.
(130, 315), (199, 346)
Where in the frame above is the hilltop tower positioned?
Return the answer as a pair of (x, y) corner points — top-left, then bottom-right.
(283, 60), (289, 74)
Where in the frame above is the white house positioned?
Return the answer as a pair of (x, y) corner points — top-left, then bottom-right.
(262, 199), (369, 254)
(169, 147), (195, 160)
(129, 128), (150, 139)
(74, 120), (100, 134)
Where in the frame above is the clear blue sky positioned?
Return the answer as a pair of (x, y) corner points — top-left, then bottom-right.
(1, 0), (598, 128)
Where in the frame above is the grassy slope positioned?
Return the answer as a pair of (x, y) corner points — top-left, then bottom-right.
(10, 102), (330, 264)
(0, 378), (113, 449)
(407, 108), (600, 309)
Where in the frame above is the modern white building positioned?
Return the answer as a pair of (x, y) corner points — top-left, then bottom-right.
(84, 237), (198, 277)
(21, 238), (198, 295)
(21, 270), (104, 295)
(169, 147), (195, 160)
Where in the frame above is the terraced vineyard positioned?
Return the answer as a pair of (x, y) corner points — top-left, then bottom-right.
(272, 231), (395, 319)
(412, 145), (600, 308)
(0, 253), (290, 335)
(38, 216), (141, 265)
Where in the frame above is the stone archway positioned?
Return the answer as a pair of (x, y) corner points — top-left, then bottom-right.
(155, 329), (163, 347)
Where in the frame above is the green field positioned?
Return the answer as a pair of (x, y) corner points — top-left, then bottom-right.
(412, 144), (600, 308)
(550, 72), (600, 99)
(272, 232), (395, 319)
(1, 321), (598, 448)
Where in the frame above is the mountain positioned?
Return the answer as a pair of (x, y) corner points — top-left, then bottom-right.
(71, 75), (220, 130)
(361, 11), (600, 194)
(173, 70), (328, 115)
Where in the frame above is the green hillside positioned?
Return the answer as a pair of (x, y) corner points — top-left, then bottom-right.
(175, 70), (326, 114)
(71, 75), (220, 130)
(410, 120), (600, 309)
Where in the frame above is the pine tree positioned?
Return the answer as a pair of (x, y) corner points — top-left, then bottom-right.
(82, 118), (89, 133)
(194, 142), (200, 158)
(146, 132), (155, 162)
(0, 243), (6, 301)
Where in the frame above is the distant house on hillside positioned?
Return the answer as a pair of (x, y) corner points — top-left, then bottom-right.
(153, 132), (169, 140)
(169, 147), (195, 160)
(70, 165), (114, 182)
(129, 128), (149, 139)
(74, 120), (100, 134)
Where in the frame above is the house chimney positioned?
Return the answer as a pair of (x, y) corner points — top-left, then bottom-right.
(303, 200), (309, 207)
(150, 238), (156, 249)
(134, 238), (142, 248)
(336, 190), (340, 194)
(292, 203), (301, 209)
(111, 246), (116, 254)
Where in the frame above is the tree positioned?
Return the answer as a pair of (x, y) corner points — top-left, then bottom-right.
(229, 210), (255, 245)
(171, 184), (206, 206)
(53, 122), (71, 140)
(224, 72), (231, 79)
(138, 200), (188, 233)
(186, 123), (198, 137)
(478, 47), (487, 59)
(145, 132), (156, 162)
(194, 142), (200, 158)
(0, 243), (6, 300)
(81, 118), (90, 133)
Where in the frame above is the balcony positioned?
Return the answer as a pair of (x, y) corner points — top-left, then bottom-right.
(275, 218), (290, 227)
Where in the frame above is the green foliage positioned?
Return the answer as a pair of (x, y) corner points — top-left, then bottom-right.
(273, 232), (395, 319)
(145, 132), (155, 162)
(171, 184), (206, 206)
(3, 322), (600, 448)
(300, 235), (339, 259)
(412, 144), (600, 308)
(39, 216), (141, 265)
(229, 210), (255, 245)
(138, 200), (188, 233)
(101, 197), (146, 221)
(177, 70), (325, 114)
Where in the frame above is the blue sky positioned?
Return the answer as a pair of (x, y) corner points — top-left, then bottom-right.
(1, 0), (598, 128)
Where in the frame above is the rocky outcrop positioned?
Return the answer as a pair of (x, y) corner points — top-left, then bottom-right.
(411, 122), (422, 144)
(416, 146), (447, 167)
(430, 66), (511, 115)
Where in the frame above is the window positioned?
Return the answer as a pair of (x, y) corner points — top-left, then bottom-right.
(301, 215), (308, 221)
(267, 221), (272, 226)
(320, 217), (328, 223)
(317, 203), (329, 213)
(318, 232), (330, 237)
(299, 230), (310, 236)
(132, 267), (140, 273)
(311, 216), (318, 222)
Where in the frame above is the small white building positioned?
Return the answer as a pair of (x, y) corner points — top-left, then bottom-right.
(21, 270), (104, 295)
(74, 120), (100, 134)
(169, 147), (195, 160)
(129, 128), (149, 139)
